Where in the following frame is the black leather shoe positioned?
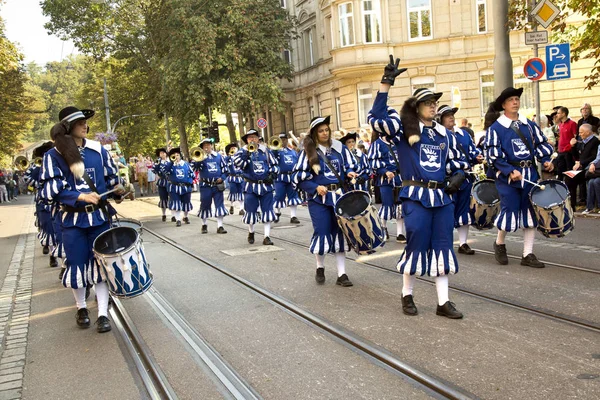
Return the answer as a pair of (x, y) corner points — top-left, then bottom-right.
(217, 226), (227, 234)
(171, 216), (176, 222)
(59, 268), (66, 281)
(201, 224), (208, 234)
(43, 245), (49, 255)
(384, 228), (390, 240)
(162, 215), (166, 222)
(96, 316), (112, 333)
(396, 234), (407, 243)
(436, 301), (463, 319)
(401, 295), (418, 316)
(521, 253), (545, 268)
(76, 308), (90, 328)
(274, 213), (281, 223)
(315, 268), (325, 284)
(183, 217), (190, 224)
(336, 274), (353, 287)
(229, 206), (234, 214)
(257, 211), (261, 220)
(239, 210), (245, 216)
(290, 217), (300, 224)
(248, 232), (255, 244)
(49, 256), (58, 268)
(494, 242), (508, 265)
(176, 220), (182, 227)
(458, 243), (475, 255)
(263, 237), (273, 245)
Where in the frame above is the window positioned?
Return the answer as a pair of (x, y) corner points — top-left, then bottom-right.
(308, 97), (315, 120)
(362, 0), (382, 43)
(303, 28), (315, 67)
(339, 3), (355, 47)
(357, 87), (373, 127)
(480, 72), (494, 114)
(479, 70), (534, 115)
(335, 96), (342, 130)
(280, 0), (286, 8)
(410, 76), (435, 93)
(282, 49), (292, 64)
(407, 0), (432, 41)
(476, 0), (487, 33)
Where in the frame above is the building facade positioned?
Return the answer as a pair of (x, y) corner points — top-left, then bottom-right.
(264, 0), (599, 138)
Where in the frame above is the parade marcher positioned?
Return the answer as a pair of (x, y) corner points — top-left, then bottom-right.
(368, 56), (470, 319)
(165, 147), (194, 227)
(193, 138), (228, 234)
(153, 148), (170, 221)
(485, 87), (555, 268)
(437, 105), (484, 255)
(225, 143), (245, 215)
(233, 129), (279, 245)
(292, 116), (358, 287)
(273, 132), (302, 224)
(340, 132), (370, 192)
(40, 106), (125, 333)
(367, 124), (406, 242)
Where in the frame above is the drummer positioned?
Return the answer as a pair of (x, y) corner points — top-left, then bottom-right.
(292, 116), (358, 287)
(165, 147), (194, 227)
(153, 147), (170, 222)
(437, 105), (484, 255)
(340, 132), (370, 192)
(40, 106), (125, 333)
(484, 87), (554, 268)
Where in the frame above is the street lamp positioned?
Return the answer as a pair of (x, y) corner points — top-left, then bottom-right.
(111, 113), (152, 133)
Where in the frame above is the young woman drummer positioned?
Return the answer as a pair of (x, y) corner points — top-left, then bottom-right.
(40, 106), (125, 333)
(292, 116), (358, 286)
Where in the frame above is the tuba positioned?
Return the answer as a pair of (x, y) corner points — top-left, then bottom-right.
(247, 143), (258, 153)
(14, 156), (29, 171)
(269, 137), (282, 151)
(190, 146), (207, 162)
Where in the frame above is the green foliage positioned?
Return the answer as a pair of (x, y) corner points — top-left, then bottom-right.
(509, 0), (600, 89)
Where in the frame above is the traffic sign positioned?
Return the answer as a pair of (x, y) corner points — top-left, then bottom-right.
(524, 58), (546, 81)
(531, 0), (560, 28)
(257, 118), (267, 129)
(525, 31), (548, 45)
(546, 43), (571, 81)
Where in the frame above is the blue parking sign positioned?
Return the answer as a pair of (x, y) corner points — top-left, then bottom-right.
(546, 43), (571, 81)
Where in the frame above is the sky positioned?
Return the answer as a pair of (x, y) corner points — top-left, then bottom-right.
(1, 0), (79, 66)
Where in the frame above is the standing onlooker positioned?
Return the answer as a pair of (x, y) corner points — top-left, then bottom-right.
(460, 118), (475, 139)
(555, 107), (578, 179)
(135, 154), (149, 196)
(0, 170), (9, 203)
(146, 156), (156, 194)
(577, 103), (599, 133)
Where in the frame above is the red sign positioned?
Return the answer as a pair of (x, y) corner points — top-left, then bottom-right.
(524, 58), (546, 81)
(257, 118), (267, 129)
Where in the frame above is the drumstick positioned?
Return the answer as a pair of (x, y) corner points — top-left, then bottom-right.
(98, 184), (125, 197)
(522, 178), (546, 190)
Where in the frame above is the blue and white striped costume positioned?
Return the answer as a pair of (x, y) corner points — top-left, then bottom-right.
(153, 159), (170, 209)
(368, 92), (468, 277)
(233, 145), (279, 225)
(273, 147), (302, 208)
(485, 114), (554, 232)
(349, 149), (370, 192)
(225, 156), (244, 202)
(292, 140), (356, 255)
(39, 139), (121, 289)
(450, 126), (481, 227)
(25, 165), (56, 248)
(192, 152), (228, 219)
(165, 160), (194, 212)
(368, 137), (402, 220)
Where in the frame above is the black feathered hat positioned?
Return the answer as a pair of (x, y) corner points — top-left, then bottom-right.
(308, 116), (331, 140)
(241, 129), (260, 144)
(492, 87), (524, 111)
(339, 132), (358, 145)
(155, 148), (167, 158)
(58, 106), (95, 125)
(437, 105), (458, 117)
(33, 141), (54, 158)
(168, 147), (181, 157)
(413, 88), (443, 105)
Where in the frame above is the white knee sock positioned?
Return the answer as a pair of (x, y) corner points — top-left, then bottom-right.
(217, 216), (223, 227)
(402, 275), (415, 297)
(248, 224), (254, 233)
(290, 205), (297, 217)
(264, 222), (271, 237)
(523, 228), (535, 256)
(496, 229), (507, 245)
(335, 253), (346, 277)
(457, 225), (469, 245)
(435, 275), (450, 306)
(275, 207), (281, 214)
(95, 281), (109, 317)
(175, 211), (182, 221)
(184, 211), (188, 218)
(316, 254), (325, 269)
(202, 218), (207, 225)
(73, 287), (87, 309)
(396, 217), (405, 236)
(161, 207), (166, 216)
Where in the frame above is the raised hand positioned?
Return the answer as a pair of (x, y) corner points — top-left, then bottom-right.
(381, 55), (408, 86)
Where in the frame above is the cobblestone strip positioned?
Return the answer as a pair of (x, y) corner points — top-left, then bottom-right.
(0, 211), (34, 399)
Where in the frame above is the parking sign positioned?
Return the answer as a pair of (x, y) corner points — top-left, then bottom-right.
(545, 43), (571, 81)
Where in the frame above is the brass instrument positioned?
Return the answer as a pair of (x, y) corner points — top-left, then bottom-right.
(269, 137), (282, 151)
(170, 153), (178, 162)
(14, 156), (29, 171)
(34, 157), (43, 167)
(190, 146), (207, 162)
(228, 148), (237, 156)
(247, 143), (258, 153)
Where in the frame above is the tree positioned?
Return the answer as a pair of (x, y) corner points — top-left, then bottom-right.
(509, 0), (600, 89)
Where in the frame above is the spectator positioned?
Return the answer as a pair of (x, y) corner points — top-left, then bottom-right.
(577, 103), (599, 133)
(7, 172), (15, 201)
(146, 156), (156, 194)
(566, 124), (599, 209)
(555, 106), (578, 180)
(584, 145), (600, 213)
(12, 171), (19, 198)
(460, 118), (475, 139)
(135, 154), (149, 196)
(359, 129), (371, 150)
(0, 170), (9, 203)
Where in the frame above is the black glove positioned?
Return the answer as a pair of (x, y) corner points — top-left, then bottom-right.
(444, 172), (465, 195)
(381, 55), (408, 86)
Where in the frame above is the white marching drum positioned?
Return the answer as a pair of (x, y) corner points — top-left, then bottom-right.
(470, 179), (500, 230)
(529, 179), (574, 238)
(335, 190), (385, 255)
(114, 218), (143, 235)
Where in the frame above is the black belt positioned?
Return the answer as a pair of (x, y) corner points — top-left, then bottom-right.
(170, 182), (192, 187)
(280, 171), (293, 175)
(61, 203), (102, 214)
(402, 180), (444, 190)
(201, 179), (219, 186)
(244, 178), (273, 185)
(324, 183), (341, 191)
(508, 160), (533, 168)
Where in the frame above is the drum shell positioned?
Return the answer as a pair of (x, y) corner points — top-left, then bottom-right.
(335, 190), (385, 255)
(114, 218), (143, 235)
(470, 179), (500, 230)
(529, 179), (574, 238)
(93, 226), (153, 298)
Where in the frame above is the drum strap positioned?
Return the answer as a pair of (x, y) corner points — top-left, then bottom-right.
(81, 172), (111, 222)
(316, 149), (349, 192)
(510, 123), (537, 169)
(383, 141), (401, 176)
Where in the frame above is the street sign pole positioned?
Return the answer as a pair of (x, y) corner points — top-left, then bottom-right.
(530, 0), (541, 127)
